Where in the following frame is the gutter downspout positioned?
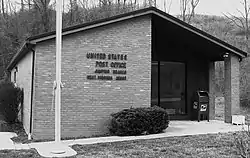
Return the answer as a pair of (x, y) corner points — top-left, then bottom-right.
(29, 48), (35, 140)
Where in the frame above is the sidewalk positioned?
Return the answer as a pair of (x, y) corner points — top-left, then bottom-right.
(0, 120), (248, 157)
(39, 120), (248, 146)
(0, 132), (30, 150)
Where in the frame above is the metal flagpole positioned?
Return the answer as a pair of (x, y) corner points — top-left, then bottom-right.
(40, 2), (75, 156)
(55, 0), (62, 143)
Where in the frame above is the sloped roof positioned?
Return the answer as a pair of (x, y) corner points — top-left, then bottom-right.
(7, 7), (247, 70)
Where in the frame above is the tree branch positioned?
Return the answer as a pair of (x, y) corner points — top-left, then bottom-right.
(237, 8), (246, 19)
(224, 13), (245, 30)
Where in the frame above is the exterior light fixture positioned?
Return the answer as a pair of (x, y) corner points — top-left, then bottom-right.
(15, 66), (18, 72)
(223, 53), (229, 58)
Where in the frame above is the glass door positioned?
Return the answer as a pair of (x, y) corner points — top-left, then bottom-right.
(151, 61), (186, 115)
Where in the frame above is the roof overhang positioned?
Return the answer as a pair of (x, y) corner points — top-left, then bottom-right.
(152, 11), (247, 59)
(7, 42), (35, 70)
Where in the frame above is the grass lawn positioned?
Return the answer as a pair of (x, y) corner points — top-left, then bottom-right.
(71, 132), (241, 158)
(0, 132), (242, 158)
(0, 149), (41, 158)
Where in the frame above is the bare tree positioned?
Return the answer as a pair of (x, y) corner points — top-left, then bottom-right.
(7, 0), (17, 14)
(28, 0), (31, 10)
(1, 0), (5, 18)
(180, 0), (189, 22)
(21, 0), (24, 11)
(224, 0), (250, 53)
(21, 0), (31, 10)
(163, 0), (166, 12)
(63, 0), (64, 13)
(134, 0), (137, 8)
(32, 0), (52, 32)
(68, 0), (82, 25)
(69, 0), (74, 24)
(79, 0), (88, 9)
(180, 0), (199, 23)
(164, 0), (172, 14)
(190, 0), (199, 18)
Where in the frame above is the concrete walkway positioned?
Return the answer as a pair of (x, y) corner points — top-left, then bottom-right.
(0, 132), (18, 150)
(0, 120), (249, 157)
(0, 132), (30, 150)
(57, 120), (249, 146)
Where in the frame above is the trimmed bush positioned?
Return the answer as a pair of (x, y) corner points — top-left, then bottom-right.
(109, 106), (169, 136)
(0, 81), (23, 124)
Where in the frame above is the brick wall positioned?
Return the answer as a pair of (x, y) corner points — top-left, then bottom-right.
(209, 62), (216, 120)
(32, 15), (152, 139)
(224, 53), (240, 123)
(10, 51), (33, 134)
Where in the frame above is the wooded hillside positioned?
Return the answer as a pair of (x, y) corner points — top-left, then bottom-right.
(189, 15), (249, 106)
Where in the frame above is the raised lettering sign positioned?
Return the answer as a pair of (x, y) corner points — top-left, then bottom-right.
(86, 53), (127, 81)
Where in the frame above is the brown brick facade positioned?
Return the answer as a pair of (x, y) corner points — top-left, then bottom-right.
(32, 15), (151, 139)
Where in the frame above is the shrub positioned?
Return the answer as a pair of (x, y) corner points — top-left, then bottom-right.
(143, 107), (170, 134)
(0, 81), (23, 124)
(109, 106), (169, 136)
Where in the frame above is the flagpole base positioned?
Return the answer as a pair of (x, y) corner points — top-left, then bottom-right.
(28, 133), (32, 140)
(50, 143), (66, 154)
(34, 142), (77, 157)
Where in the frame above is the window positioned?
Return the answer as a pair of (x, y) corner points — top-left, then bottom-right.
(151, 61), (186, 115)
